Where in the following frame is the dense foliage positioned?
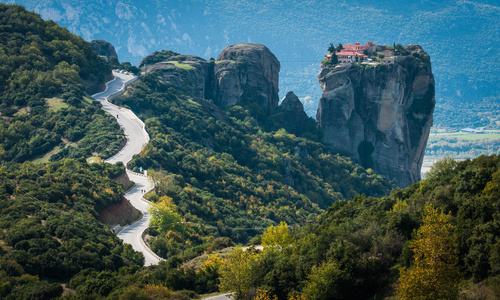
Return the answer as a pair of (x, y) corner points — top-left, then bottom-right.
(0, 4), (123, 164)
(397, 204), (460, 299)
(2, 4), (498, 299)
(112, 66), (392, 253)
(0, 159), (144, 299)
(213, 155), (500, 299)
(6, 154), (497, 299)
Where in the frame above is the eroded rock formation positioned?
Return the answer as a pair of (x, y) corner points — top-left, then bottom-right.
(274, 91), (308, 135)
(213, 43), (280, 115)
(139, 44), (281, 119)
(316, 45), (434, 187)
(90, 39), (119, 63)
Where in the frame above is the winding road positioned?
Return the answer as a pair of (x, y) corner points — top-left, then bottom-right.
(92, 71), (162, 266)
(93, 71), (232, 299)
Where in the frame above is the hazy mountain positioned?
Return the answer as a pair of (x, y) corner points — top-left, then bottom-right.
(5, 0), (499, 128)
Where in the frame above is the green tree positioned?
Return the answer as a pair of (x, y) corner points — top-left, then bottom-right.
(303, 260), (348, 300)
(397, 204), (461, 300)
(148, 196), (182, 234)
(426, 157), (458, 186)
(328, 43), (336, 54)
(261, 222), (295, 254)
(218, 247), (255, 300)
(325, 43), (339, 65)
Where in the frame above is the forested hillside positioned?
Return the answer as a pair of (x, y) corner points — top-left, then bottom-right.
(0, 4), (123, 164)
(111, 55), (393, 255)
(1, 3), (498, 299)
(0, 159), (145, 299)
(208, 155), (500, 299)
(3, 156), (497, 299)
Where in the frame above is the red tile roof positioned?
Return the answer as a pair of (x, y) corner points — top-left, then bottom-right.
(336, 51), (368, 58)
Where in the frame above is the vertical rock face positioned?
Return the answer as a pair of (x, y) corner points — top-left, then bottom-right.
(139, 44), (280, 119)
(90, 39), (119, 63)
(316, 45), (435, 187)
(213, 43), (280, 115)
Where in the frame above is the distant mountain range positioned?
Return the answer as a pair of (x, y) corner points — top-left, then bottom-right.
(4, 0), (500, 128)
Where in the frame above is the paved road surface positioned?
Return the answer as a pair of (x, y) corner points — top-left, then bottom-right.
(92, 71), (148, 166)
(92, 71), (161, 266)
(117, 171), (161, 266)
(203, 293), (232, 300)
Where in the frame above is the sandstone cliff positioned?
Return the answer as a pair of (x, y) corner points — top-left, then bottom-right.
(316, 45), (434, 187)
(213, 43), (280, 116)
(142, 54), (210, 99)
(139, 44), (281, 120)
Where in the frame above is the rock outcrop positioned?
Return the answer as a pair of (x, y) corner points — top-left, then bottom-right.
(141, 54), (210, 99)
(316, 45), (434, 187)
(139, 44), (281, 120)
(90, 39), (119, 63)
(274, 91), (308, 135)
(213, 43), (280, 116)
(139, 50), (180, 69)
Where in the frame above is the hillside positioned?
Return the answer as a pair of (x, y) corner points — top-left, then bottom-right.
(0, 5), (392, 298)
(0, 159), (145, 299)
(6, 0), (500, 131)
(0, 4), (123, 164)
(1, 3), (499, 299)
(110, 47), (394, 256)
(205, 155), (500, 299)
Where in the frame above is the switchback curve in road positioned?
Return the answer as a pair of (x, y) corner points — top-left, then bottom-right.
(92, 71), (162, 266)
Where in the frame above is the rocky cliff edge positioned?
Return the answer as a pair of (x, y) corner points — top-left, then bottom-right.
(139, 44), (281, 120)
(316, 45), (434, 187)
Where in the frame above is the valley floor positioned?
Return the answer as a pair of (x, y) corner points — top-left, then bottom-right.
(422, 128), (500, 176)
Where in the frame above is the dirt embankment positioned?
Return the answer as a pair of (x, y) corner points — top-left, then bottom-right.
(114, 172), (134, 190)
(99, 171), (140, 231)
(99, 198), (142, 229)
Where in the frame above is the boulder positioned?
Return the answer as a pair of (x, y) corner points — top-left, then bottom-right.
(274, 91), (308, 135)
(142, 54), (210, 99)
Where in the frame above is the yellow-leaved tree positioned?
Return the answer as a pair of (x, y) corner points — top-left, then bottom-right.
(254, 289), (278, 300)
(218, 247), (256, 300)
(397, 204), (461, 299)
(148, 196), (181, 234)
(261, 222), (295, 254)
